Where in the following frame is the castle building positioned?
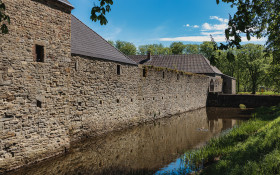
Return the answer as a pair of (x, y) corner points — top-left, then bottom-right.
(129, 54), (236, 94)
(1, 0), (214, 172)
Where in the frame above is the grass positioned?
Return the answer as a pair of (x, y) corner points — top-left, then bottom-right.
(238, 91), (280, 95)
(180, 105), (280, 175)
(159, 105), (280, 175)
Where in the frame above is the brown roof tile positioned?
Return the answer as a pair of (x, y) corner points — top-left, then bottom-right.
(128, 54), (223, 74)
(71, 15), (137, 65)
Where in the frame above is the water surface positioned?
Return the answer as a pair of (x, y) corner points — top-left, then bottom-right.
(8, 107), (252, 175)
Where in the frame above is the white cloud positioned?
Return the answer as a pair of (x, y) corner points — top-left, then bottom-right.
(160, 16), (265, 43)
(159, 36), (265, 42)
(202, 23), (228, 31)
(210, 16), (229, 23)
(202, 23), (211, 30)
(201, 31), (224, 36)
(184, 24), (199, 28)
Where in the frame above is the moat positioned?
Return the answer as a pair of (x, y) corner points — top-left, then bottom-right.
(7, 107), (252, 175)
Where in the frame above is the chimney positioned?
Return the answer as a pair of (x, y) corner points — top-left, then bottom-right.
(147, 51), (152, 60)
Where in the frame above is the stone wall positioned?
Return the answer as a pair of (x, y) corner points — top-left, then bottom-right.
(0, 0), (209, 172)
(66, 56), (209, 141)
(208, 75), (223, 93)
(0, 0), (72, 172)
(222, 75), (236, 94)
(0, 54), (209, 172)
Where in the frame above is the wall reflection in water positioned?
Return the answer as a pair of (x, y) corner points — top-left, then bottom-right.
(9, 107), (251, 175)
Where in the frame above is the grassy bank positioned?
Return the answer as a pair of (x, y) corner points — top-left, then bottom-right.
(238, 91), (280, 95)
(181, 105), (280, 175)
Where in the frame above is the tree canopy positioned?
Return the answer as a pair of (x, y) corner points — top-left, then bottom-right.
(138, 44), (171, 55)
(110, 40), (137, 55)
(90, 0), (113, 25)
(170, 42), (186, 55)
(216, 0), (280, 63)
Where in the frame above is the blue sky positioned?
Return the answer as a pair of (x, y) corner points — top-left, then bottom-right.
(68, 0), (265, 47)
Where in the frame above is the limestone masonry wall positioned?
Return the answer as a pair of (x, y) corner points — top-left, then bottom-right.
(0, 0), (209, 172)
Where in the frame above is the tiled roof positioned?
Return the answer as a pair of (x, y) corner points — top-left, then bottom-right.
(128, 54), (223, 74)
(71, 15), (137, 65)
(57, 0), (74, 8)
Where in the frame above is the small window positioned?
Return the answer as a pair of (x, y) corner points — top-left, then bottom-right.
(163, 72), (165, 79)
(100, 100), (103, 105)
(131, 99), (133, 102)
(117, 65), (121, 75)
(177, 74), (179, 80)
(117, 99), (120, 103)
(210, 79), (215, 92)
(35, 45), (44, 62)
(143, 68), (147, 77)
(37, 100), (42, 108)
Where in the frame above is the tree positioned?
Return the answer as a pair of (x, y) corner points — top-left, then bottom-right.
(237, 44), (269, 94)
(114, 40), (137, 55)
(138, 44), (171, 55)
(107, 40), (114, 46)
(170, 42), (185, 55)
(90, 0), (113, 25)
(185, 44), (199, 54)
(216, 0), (280, 63)
(266, 64), (280, 93)
(199, 41), (216, 60)
(0, 0), (10, 34)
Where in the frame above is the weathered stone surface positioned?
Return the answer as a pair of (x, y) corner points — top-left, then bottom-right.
(0, 0), (209, 173)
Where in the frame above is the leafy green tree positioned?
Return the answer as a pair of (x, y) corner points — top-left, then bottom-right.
(138, 44), (170, 55)
(185, 44), (199, 54)
(0, 1), (10, 34)
(107, 40), (114, 46)
(170, 42), (185, 55)
(266, 64), (280, 93)
(90, 0), (113, 25)
(199, 41), (216, 60)
(216, 0), (280, 63)
(114, 40), (137, 55)
(237, 44), (270, 94)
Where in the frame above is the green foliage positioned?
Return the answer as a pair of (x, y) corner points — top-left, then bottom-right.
(113, 40), (137, 55)
(0, 1), (10, 34)
(138, 44), (171, 55)
(170, 42), (186, 54)
(214, 44), (272, 94)
(90, 0), (113, 25)
(185, 44), (200, 54)
(237, 44), (270, 94)
(199, 41), (216, 59)
(266, 64), (280, 93)
(107, 40), (114, 46)
(182, 105), (280, 175)
(216, 0), (280, 63)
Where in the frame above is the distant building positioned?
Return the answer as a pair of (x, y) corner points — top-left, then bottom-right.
(128, 54), (236, 94)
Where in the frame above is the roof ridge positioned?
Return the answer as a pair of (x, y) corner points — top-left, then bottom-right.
(71, 15), (137, 65)
(57, 0), (74, 8)
(200, 55), (216, 74)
